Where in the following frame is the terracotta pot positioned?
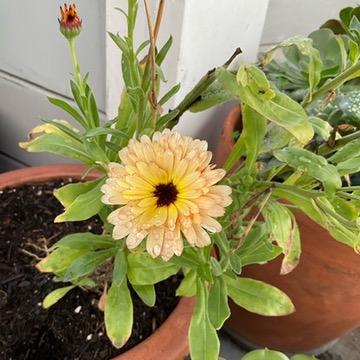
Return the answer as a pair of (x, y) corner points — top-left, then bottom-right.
(0, 164), (194, 360)
(216, 106), (360, 354)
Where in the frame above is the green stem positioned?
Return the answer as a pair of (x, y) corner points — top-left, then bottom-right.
(303, 61), (360, 108)
(314, 197), (358, 229)
(68, 38), (84, 95)
(165, 48), (242, 128)
(317, 129), (360, 156)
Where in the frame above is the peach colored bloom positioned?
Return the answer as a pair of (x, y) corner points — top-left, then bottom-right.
(101, 129), (232, 261)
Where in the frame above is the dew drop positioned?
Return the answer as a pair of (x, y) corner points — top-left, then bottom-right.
(205, 225), (217, 233)
(153, 244), (161, 256)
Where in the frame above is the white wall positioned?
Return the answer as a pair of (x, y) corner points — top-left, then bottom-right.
(0, 0), (105, 171)
(0, 0), (269, 171)
(260, 0), (360, 51)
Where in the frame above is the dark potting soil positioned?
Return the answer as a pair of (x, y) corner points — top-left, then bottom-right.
(0, 180), (181, 360)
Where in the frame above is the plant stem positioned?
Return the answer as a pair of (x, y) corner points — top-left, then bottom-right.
(166, 48), (242, 128)
(317, 129), (360, 156)
(303, 61), (360, 108)
(68, 38), (84, 95)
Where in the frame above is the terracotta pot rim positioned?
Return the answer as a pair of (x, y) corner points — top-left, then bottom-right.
(0, 164), (194, 359)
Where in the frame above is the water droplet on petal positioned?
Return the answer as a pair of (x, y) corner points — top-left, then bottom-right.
(174, 249), (182, 256)
(153, 244), (161, 256)
(204, 225), (217, 233)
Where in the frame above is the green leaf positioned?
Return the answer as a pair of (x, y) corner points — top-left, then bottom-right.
(263, 35), (322, 102)
(329, 138), (360, 164)
(189, 279), (220, 360)
(156, 35), (173, 66)
(83, 139), (109, 164)
(54, 177), (103, 208)
(262, 201), (301, 274)
(189, 80), (235, 112)
(308, 116), (333, 141)
(64, 248), (118, 282)
(242, 348), (290, 360)
(237, 64), (275, 101)
(217, 68), (314, 145)
(51, 233), (117, 251)
(223, 128), (246, 173)
(37, 248), (88, 274)
(274, 147), (342, 197)
(158, 83), (181, 106)
(55, 178), (105, 222)
(47, 97), (87, 129)
(83, 127), (130, 140)
(291, 355), (318, 360)
(132, 284), (156, 307)
(105, 277), (133, 349)
(242, 103), (267, 170)
(228, 252), (242, 274)
(176, 270), (197, 297)
(19, 132), (94, 165)
(234, 222), (281, 268)
(127, 252), (180, 285)
(112, 252), (128, 285)
(42, 285), (76, 309)
(208, 276), (230, 329)
(225, 276), (295, 316)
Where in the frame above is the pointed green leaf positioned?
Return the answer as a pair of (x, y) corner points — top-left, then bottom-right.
(47, 97), (87, 129)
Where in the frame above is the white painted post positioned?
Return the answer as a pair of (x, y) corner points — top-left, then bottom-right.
(105, 0), (269, 150)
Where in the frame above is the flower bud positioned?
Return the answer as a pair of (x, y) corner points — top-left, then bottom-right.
(58, 4), (82, 39)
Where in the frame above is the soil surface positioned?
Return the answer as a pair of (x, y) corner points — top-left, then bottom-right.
(0, 180), (181, 360)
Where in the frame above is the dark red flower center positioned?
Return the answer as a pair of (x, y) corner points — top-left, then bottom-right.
(154, 182), (178, 207)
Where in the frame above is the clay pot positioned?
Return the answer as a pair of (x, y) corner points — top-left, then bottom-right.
(0, 164), (194, 360)
(216, 106), (360, 354)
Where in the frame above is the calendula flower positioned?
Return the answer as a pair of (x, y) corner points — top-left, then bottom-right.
(101, 129), (232, 261)
(58, 4), (82, 39)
